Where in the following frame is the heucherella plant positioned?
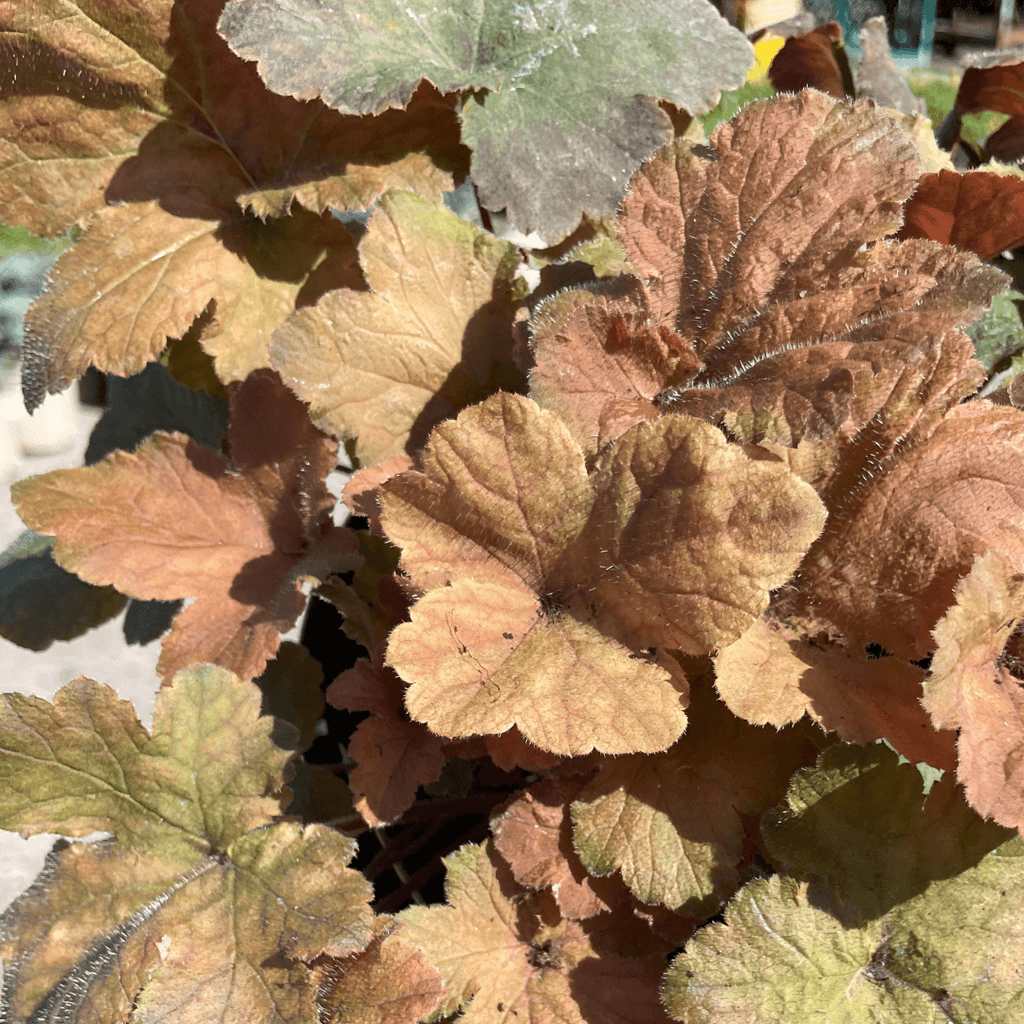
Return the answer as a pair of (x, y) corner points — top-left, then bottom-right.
(2, 2), (1024, 1022)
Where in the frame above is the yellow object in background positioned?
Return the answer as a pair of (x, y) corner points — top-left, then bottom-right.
(749, 33), (786, 82)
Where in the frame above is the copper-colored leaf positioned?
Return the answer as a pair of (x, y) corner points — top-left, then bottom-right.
(328, 656), (446, 828)
(491, 776), (614, 920)
(899, 168), (1024, 259)
(768, 24), (850, 100)
(314, 923), (444, 1024)
(3, 1), (459, 408)
(798, 400), (1024, 661)
(924, 552), (1024, 831)
(0, 2), (458, 237)
(24, 203), (358, 406)
(715, 616), (957, 770)
(530, 93), (1005, 459)
(380, 392), (825, 755)
(956, 59), (1024, 118)
(271, 189), (523, 464)
(396, 840), (671, 1024)
(13, 371), (357, 682)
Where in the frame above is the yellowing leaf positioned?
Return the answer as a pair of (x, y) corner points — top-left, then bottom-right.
(271, 189), (523, 464)
(14, 371), (357, 683)
(0, 666), (374, 1023)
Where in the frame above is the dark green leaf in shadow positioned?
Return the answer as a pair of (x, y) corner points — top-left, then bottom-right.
(0, 531), (125, 650)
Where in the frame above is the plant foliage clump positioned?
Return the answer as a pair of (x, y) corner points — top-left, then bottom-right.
(3, 2), (1024, 1023)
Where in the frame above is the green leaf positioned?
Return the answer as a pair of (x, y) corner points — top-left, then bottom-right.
(0, 666), (373, 1023)
(663, 834), (1024, 1023)
(219, 0), (754, 239)
(663, 743), (1020, 1023)
(761, 743), (1010, 921)
(0, 531), (126, 651)
(967, 287), (1024, 372)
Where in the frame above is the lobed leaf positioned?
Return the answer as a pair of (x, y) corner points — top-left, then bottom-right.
(530, 92), (1005, 458)
(3, 0), (457, 407)
(664, 745), (1020, 1023)
(379, 392), (824, 754)
(13, 371), (357, 683)
(271, 189), (523, 465)
(0, 666), (374, 1023)
(219, 0), (753, 239)
(715, 616), (956, 770)
(798, 400), (1024, 662)
(491, 776), (616, 921)
(396, 840), (671, 1023)
(313, 923), (444, 1024)
(570, 680), (820, 914)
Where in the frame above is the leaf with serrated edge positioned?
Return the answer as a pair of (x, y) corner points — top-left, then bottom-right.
(0, 666), (373, 1023)
(0, 1), (454, 237)
(271, 189), (522, 465)
(313, 921), (444, 1024)
(5, 2), (456, 408)
(380, 392), (825, 754)
(396, 840), (671, 1023)
(529, 92), (1007, 459)
(14, 372), (357, 683)
(570, 681), (819, 914)
(491, 776), (615, 920)
(218, 0), (753, 239)
(924, 551), (1024, 830)
(664, 747), (1020, 1023)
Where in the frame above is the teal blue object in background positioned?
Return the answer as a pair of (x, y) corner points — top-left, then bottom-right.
(833, 0), (937, 65)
